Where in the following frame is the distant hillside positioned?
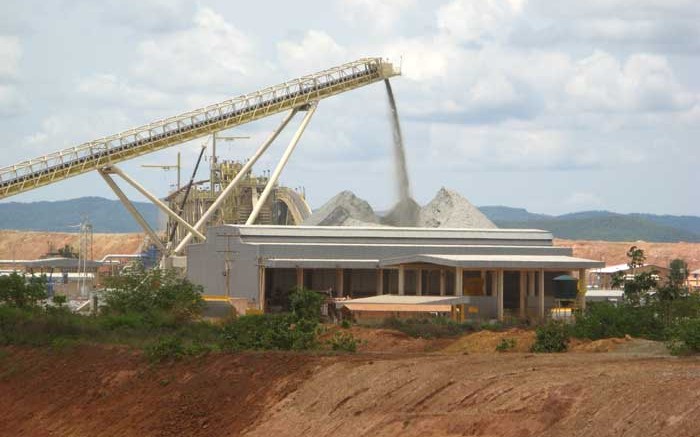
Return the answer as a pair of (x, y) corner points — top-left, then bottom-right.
(0, 197), (160, 233)
(1, 197), (699, 242)
(480, 206), (700, 242)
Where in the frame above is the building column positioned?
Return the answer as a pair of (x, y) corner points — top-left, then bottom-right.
(416, 268), (423, 296)
(490, 271), (497, 297)
(398, 265), (405, 295)
(578, 268), (587, 311)
(376, 268), (384, 296)
(538, 269), (546, 320)
(439, 269), (446, 296)
(257, 264), (266, 311)
(528, 271), (535, 297)
(519, 270), (526, 319)
(481, 270), (486, 295)
(497, 269), (504, 321)
(454, 267), (463, 296)
(335, 268), (344, 297)
(296, 267), (304, 289)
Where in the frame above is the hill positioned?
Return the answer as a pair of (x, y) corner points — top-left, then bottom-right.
(0, 197), (160, 233)
(480, 206), (700, 242)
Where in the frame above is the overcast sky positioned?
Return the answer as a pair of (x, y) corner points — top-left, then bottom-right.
(1, 0), (698, 216)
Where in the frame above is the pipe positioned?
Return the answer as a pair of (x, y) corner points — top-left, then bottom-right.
(169, 144), (207, 243)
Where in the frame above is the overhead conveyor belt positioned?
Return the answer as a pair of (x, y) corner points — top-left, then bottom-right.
(0, 58), (399, 199)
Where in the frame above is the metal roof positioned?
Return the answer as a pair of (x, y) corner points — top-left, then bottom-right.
(216, 224), (553, 241)
(341, 295), (481, 305)
(343, 303), (452, 313)
(379, 254), (604, 269)
(264, 258), (379, 269)
(0, 257), (104, 269)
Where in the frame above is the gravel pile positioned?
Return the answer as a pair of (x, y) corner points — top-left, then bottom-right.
(303, 191), (379, 226)
(419, 187), (497, 228)
(305, 187), (497, 229)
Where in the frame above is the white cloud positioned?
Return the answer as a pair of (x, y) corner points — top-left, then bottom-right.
(338, 0), (416, 32)
(277, 31), (348, 76)
(437, 0), (525, 43)
(77, 74), (171, 109)
(0, 84), (26, 116)
(566, 50), (694, 112)
(100, 0), (194, 32)
(131, 8), (269, 92)
(0, 35), (21, 79)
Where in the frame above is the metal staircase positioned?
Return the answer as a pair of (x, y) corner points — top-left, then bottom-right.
(0, 58), (399, 199)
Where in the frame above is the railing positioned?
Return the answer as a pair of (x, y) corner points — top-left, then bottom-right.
(0, 57), (399, 198)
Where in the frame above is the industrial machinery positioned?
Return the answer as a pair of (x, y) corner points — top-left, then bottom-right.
(0, 58), (400, 256)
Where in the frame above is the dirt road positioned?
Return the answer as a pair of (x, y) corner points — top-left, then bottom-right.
(2, 344), (699, 437)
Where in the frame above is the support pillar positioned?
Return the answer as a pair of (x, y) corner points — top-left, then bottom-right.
(247, 104), (317, 224)
(454, 267), (463, 296)
(519, 270), (526, 319)
(538, 269), (546, 320)
(481, 270), (486, 295)
(528, 271), (535, 297)
(416, 268), (423, 296)
(258, 264), (266, 312)
(490, 271), (497, 297)
(578, 268), (588, 310)
(497, 270), (504, 321)
(398, 265), (405, 295)
(296, 267), (304, 289)
(439, 269), (446, 296)
(376, 268), (384, 296)
(336, 268), (344, 297)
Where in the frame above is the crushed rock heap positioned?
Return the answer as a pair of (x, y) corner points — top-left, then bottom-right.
(303, 191), (381, 227)
(419, 187), (496, 228)
(304, 187), (497, 229)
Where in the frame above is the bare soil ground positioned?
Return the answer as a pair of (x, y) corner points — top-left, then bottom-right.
(555, 239), (700, 271)
(0, 230), (143, 261)
(2, 332), (699, 437)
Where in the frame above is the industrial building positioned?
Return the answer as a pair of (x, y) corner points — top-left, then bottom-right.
(186, 225), (604, 321)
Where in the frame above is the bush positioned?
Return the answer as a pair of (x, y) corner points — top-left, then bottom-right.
(102, 267), (204, 322)
(0, 272), (47, 308)
(495, 338), (517, 352)
(289, 287), (324, 322)
(0, 306), (98, 346)
(144, 337), (186, 362)
(667, 319), (700, 356)
(329, 331), (359, 352)
(384, 317), (476, 339)
(571, 302), (665, 341)
(531, 321), (570, 353)
(219, 313), (318, 351)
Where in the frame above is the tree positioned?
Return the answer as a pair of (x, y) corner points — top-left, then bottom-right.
(612, 246), (657, 306)
(657, 259), (689, 301)
(0, 272), (47, 308)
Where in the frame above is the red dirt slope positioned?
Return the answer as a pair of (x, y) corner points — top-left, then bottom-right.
(2, 346), (700, 437)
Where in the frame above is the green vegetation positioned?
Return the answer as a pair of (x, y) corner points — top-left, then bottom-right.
(495, 338), (516, 352)
(0, 269), (337, 360)
(531, 321), (570, 353)
(328, 331), (360, 352)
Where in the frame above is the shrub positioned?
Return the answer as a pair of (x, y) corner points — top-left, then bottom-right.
(219, 313), (318, 351)
(102, 267), (204, 322)
(340, 319), (351, 329)
(531, 321), (570, 353)
(495, 338), (517, 352)
(144, 337), (186, 362)
(571, 302), (665, 341)
(667, 319), (700, 356)
(0, 272), (46, 308)
(289, 287), (324, 322)
(328, 331), (359, 352)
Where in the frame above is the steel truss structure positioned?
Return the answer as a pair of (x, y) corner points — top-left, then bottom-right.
(0, 57), (400, 256)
